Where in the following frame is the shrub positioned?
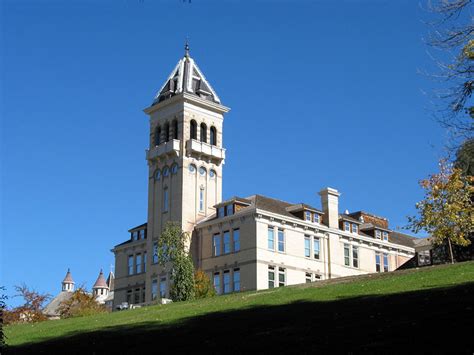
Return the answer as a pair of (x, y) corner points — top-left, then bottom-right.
(58, 288), (107, 318)
(194, 270), (216, 299)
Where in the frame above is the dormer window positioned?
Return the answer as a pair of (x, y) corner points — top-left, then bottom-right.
(218, 207), (225, 218)
(382, 231), (389, 241)
(131, 231), (138, 241)
(344, 221), (350, 232)
(352, 224), (358, 234)
(305, 211), (311, 221)
(139, 230), (145, 239)
(313, 214), (320, 224)
(226, 204), (234, 216)
(375, 230), (382, 240)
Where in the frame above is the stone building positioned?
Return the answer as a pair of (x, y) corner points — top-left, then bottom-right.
(111, 45), (417, 308)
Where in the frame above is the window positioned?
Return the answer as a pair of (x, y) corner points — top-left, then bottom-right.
(344, 222), (350, 232)
(164, 122), (170, 142)
(233, 268), (240, 292)
(375, 230), (382, 240)
(209, 169), (216, 178)
(190, 120), (197, 140)
(223, 271), (231, 294)
(383, 253), (389, 272)
(306, 272), (312, 283)
(160, 277), (167, 298)
(136, 254), (142, 274)
(213, 234), (221, 256)
(154, 126), (161, 146)
(304, 236), (311, 257)
(352, 224), (358, 234)
(153, 242), (158, 264)
(375, 252), (381, 272)
(126, 290), (132, 304)
(163, 166), (170, 177)
(142, 287), (146, 303)
(189, 164), (196, 173)
(139, 229), (145, 239)
(268, 227), (275, 250)
(171, 164), (178, 174)
(382, 231), (389, 241)
(213, 272), (221, 295)
(152, 279), (158, 300)
(278, 267), (286, 287)
(268, 266), (275, 288)
(278, 229), (285, 252)
(155, 170), (161, 181)
(134, 289), (140, 304)
(163, 187), (169, 212)
(305, 211), (311, 221)
(200, 123), (207, 143)
(199, 187), (204, 212)
(313, 237), (320, 260)
(223, 231), (230, 254)
(344, 244), (350, 266)
(199, 167), (206, 176)
(418, 250), (431, 266)
(226, 204), (234, 216)
(143, 252), (147, 273)
(132, 231), (138, 241)
(172, 119), (178, 140)
(233, 229), (240, 252)
(218, 207), (225, 218)
(352, 246), (359, 268)
(128, 255), (134, 275)
(313, 214), (320, 224)
(210, 126), (217, 146)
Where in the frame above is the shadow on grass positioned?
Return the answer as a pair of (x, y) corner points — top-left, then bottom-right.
(8, 283), (474, 354)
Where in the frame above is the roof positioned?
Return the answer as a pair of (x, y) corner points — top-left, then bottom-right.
(389, 231), (418, 248)
(43, 291), (74, 317)
(62, 269), (74, 284)
(360, 223), (391, 232)
(340, 214), (362, 224)
(152, 44), (221, 105)
(93, 270), (109, 289)
(214, 196), (252, 208)
(128, 223), (147, 233)
(107, 271), (115, 292)
(286, 203), (323, 214)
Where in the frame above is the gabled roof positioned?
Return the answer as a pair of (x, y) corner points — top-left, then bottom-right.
(389, 231), (418, 248)
(286, 203), (323, 214)
(62, 269), (74, 284)
(128, 223), (147, 233)
(93, 270), (108, 289)
(152, 44), (221, 105)
(107, 271), (115, 292)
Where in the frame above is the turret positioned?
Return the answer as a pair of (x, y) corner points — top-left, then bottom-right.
(61, 268), (75, 292)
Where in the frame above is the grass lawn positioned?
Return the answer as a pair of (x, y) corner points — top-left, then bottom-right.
(4, 262), (474, 353)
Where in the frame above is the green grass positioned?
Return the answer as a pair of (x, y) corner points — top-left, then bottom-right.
(5, 262), (474, 353)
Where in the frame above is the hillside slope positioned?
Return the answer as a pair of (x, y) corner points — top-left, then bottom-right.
(5, 262), (474, 353)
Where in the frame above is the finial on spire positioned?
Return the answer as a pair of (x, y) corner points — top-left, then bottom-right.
(184, 38), (190, 57)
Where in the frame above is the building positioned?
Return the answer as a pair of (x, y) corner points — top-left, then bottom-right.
(111, 45), (417, 308)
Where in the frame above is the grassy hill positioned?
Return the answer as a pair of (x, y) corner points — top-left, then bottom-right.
(5, 262), (474, 353)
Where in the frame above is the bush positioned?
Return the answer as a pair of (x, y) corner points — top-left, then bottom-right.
(58, 288), (107, 318)
(3, 284), (50, 325)
(194, 270), (216, 299)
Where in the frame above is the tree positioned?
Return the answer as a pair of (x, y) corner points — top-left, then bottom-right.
(58, 287), (107, 318)
(194, 270), (216, 299)
(157, 222), (195, 301)
(0, 286), (7, 349)
(423, 0), (473, 148)
(3, 284), (50, 324)
(454, 137), (474, 176)
(408, 159), (474, 263)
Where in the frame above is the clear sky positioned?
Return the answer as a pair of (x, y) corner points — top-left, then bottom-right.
(1, 0), (449, 306)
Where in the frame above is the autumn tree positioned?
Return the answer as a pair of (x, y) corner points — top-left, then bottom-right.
(0, 286), (6, 349)
(408, 160), (474, 263)
(157, 222), (195, 302)
(194, 270), (216, 299)
(3, 284), (50, 324)
(58, 287), (107, 318)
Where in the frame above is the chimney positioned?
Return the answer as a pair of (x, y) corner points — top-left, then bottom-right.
(319, 187), (340, 229)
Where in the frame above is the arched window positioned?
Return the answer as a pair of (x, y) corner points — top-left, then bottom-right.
(155, 126), (161, 146)
(200, 123), (207, 143)
(190, 120), (197, 140)
(173, 120), (178, 140)
(210, 126), (217, 146)
(164, 122), (170, 142)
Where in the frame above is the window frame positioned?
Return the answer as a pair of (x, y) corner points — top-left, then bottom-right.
(313, 237), (320, 260)
(128, 255), (134, 275)
(304, 236), (311, 258)
(233, 228), (240, 252)
(277, 228), (285, 253)
(223, 231), (231, 254)
(213, 233), (221, 257)
(163, 187), (169, 212)
(267, 227), (275, 250)
(213, 272), (221, 295)
(233, 268), (240, 292)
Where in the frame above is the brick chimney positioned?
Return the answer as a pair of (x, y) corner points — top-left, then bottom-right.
(319, 187), (340, 229)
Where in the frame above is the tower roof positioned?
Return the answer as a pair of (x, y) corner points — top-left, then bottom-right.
(152, 43), (221, 106)
(92, 269), (108, 289)
(106, 271), (115, 292)
(62, 269), (75, 284)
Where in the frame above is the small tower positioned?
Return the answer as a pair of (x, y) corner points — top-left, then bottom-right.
(61, 268), (75, 292)
(92, 269), (109, 303)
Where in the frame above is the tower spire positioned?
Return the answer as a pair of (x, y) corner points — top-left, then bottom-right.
(184, 39), (190, 58)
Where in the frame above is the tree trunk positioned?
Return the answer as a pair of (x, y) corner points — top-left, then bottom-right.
(447, 237), (455, 264)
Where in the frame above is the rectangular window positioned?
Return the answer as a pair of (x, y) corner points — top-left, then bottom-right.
(223, 270), (231, 294)
(160, 277), (167, 298)
(383, 253), (389, 272)
(153, 242), (158, 264)
(126, 290), (132, 304)
(352, 246), (359, 268)
(136, 253), (142, 274)
(233, 268), (240, 292)
(132, 231), (138, 241)
(305, 211), (311, 221)
(213, 272), (221, 295)
(268, 266), (275, 288)
(213, 234), (221, 256)
(344, 244), (350, 266)
(134, 289), (140, 304)
(375, 230), (382, 240)
(142, 287), (146, 303)
(223, 231), (231, 254)
(128, 255), (134, 275)
(226, 204), (234, 216)
(143, 252), (147, 273)
(352, 224), (358, 234)
(344, 221), (350, 232)
(313, 237), (320, 260)
(278, 267), (286, 287)
(233, 229), (240, 252)
(139, 229), (145, 240)
(199, 188), (204, 212)
(383, 231), (389, 241)
(313, 214), (320, 224)
(268, 227), (275, 250)
(163, 188), (169, 212)
(305, 272), (312, 283)
(304, 236), (311, 257)
(277, 229), (285, 252)
(151, 279), (158, 300)
(375, 252), (381, 272)
(218, 207), (225, 218)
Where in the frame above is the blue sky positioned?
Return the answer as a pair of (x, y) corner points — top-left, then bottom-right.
(1, 0), (449, 306)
